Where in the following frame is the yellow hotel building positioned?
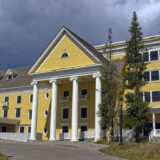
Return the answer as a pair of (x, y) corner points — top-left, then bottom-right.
(0, 26), (160, 142)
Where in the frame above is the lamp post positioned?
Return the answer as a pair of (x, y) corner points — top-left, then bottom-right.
(119, 97), (123, 145)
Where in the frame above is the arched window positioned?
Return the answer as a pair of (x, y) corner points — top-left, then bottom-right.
(61, 52), (69, 58)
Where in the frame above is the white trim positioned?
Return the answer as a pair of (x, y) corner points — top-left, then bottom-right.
(29, 27), (101, 74)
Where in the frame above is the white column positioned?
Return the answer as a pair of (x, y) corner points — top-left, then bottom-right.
(70, 76), (79, 141)
(152, 113), (156, 136)
(49, 79), (58, 141)
(93, 73), (102, 141)
(30, 81), (38, 140)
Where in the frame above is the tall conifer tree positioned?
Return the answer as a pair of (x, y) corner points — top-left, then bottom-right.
(124, 11), (149, 142)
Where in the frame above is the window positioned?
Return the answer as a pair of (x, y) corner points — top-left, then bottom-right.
(44, 128), (48, 134)
(16, 108), (21, 118)
(144, 92), (150, 102)
(80, 89), (88, 99)
(20, 126), (24, 133)
(28, 126), (31, 133)
(30, 95), (33, 103)
(81, 107), (87, 118)
(143, 72), (150, 81)
(150, 50), (159, 61)
(63, 108), (69, 119)
(62, 91), (69, 100)
(143, 52), (149, 62)
(151, 71), (159, 81)
(81, 126), (87, 132)
(152, 91), (160, 102)
(7, 75), (13, 80)
(28, 110), (32, 120)
(3, 109), (8, 118)
(17, 96), (21, 104)
(4, 96), (9, 102)
(45, 92), (49, 99)
(62, 126), (68, 133)
(61, 52), (69, 58)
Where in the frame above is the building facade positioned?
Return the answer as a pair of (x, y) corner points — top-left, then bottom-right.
(0, 26), (160, 141)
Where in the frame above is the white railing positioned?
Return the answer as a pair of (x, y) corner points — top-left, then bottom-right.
(59, 130), (106, 140)
(149, 129), (160, 141)
(0, 132), (30, 142)
(79, 95), (88, 100)
(1, 101), (9, 107)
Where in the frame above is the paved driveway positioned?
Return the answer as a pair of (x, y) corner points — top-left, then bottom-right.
(0, 141), (120, 160)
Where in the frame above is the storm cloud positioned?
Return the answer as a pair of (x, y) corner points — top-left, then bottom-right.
(0, 0), (160, 69)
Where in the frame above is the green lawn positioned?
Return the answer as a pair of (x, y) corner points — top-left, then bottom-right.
(0, 154), (8, 160)
(99, 140), (160, 160)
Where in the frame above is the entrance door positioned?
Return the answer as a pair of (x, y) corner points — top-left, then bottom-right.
(2, 126), (7, 132)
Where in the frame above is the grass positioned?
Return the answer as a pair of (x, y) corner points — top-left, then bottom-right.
(0, 154), (8, 160)
(99, 139), (160, 160)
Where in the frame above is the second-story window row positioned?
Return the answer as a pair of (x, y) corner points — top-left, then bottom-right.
(143, 49), (160, 62)
(140, 91), (160, 102)
(143, 70), (160, 82)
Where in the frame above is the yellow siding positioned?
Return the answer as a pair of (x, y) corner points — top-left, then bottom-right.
(0, 80), (96, 140)
(35, 35), (96, 74)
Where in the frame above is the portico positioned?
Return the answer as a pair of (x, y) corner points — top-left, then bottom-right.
(30, 71), (102, 141)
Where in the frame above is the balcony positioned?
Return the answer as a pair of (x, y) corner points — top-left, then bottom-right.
(2, 101), (9, 107)
(61, 96), (70, 101)
(79, 94), (88, 100)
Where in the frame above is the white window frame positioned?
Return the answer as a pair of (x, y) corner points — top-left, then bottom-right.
(43, 127), (48, 135)
(44, 109), (49, 118)
(45, 92), (49, 99)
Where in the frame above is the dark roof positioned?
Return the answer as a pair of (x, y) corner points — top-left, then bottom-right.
(0, 66), (32, 90)
(64, 27), (108, 65)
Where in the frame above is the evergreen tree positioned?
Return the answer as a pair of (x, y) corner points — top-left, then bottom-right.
(124, 11), (150, 142)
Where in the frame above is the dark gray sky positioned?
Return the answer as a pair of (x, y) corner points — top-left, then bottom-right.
(0, 0), (160, 69)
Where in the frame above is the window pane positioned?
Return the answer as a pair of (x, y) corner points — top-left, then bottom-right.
(30, 95), (33, 103)
(28, 127), (31, 133)
(81, 108), (87, 118)
(4, 97), (9, 102)
(144, 72), (150, 81)
(81, 89), (87, 95)
(152, 91), (160, 102)
(151, 71), (159, 81)
(63, 108), (69, 119)
(29, 110), (32, 120)
(62, 126), (68, 133)
(63, 91), (69, 97)
(150, 50), (158, 61)
(16, 108), (21, 117)
(143, 52), (149, 62)
(144, 92), (150, 102)
(3, 109), (8, 118)
(81, 126), (87, 132)
(20, 127), (24, 133)
(17, 96), (21, 104)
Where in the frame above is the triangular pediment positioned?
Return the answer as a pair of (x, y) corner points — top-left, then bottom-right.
(29, 27), (106, 74)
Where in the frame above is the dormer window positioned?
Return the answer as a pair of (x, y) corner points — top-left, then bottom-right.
(61, 52), (69, 58)
(5, 69), (16, 80)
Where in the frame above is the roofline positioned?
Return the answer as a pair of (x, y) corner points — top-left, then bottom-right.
(29, 26), (102, 74)
(95, 34), (160, 49)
